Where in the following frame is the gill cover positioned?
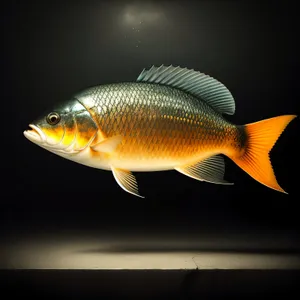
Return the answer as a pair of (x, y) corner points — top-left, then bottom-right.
(37, 100), (98, 152)
(71, 104), (98, 151)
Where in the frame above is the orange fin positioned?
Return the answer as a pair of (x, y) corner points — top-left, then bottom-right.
(231, 115), (297, 193)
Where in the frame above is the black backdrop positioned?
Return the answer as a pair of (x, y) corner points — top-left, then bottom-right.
(3, 0), (300, 247)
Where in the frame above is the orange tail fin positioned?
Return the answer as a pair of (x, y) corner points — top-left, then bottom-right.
(231, 115), (297, 193)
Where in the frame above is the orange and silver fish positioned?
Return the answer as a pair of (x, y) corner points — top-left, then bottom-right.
(24, 65), (296, 197)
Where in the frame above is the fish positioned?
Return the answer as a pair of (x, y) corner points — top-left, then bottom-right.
(24, 65), (296, 197)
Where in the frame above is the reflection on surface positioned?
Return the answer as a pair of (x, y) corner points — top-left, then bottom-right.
(1, 232), (300, 270)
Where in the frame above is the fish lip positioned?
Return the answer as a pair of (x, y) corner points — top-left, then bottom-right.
(23, 124), (46, 143)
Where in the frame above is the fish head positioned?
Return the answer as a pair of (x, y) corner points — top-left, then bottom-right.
(24, 99), (98, 155)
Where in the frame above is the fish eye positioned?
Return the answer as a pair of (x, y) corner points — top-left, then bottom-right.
(46, 112), (61, 125)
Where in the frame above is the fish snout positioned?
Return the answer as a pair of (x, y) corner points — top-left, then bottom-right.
(23, 124), (46, 144)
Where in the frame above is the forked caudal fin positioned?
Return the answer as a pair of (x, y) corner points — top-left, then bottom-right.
(230, 115), (297, 193)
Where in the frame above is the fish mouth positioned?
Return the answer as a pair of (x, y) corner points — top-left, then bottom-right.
(23, 124), (46, 143)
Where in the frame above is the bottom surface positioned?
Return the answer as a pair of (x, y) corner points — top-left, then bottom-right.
(1, 270), (300, 299)
(1, 230), (300, 298)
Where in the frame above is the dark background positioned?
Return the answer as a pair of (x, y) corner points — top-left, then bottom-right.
(3, 0), (300, 249)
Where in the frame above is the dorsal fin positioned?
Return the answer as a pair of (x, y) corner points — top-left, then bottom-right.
(137, 65), (235, 115)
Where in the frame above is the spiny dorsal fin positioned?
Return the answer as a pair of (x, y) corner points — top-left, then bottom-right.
(137, 65), (235, 115)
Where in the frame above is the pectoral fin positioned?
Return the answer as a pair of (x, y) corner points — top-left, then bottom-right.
(111, 166), (144, 198)
(91, 135), (122, 153)
(175, 155), (233, 185)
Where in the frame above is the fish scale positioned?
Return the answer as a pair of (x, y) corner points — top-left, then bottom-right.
(76, 82), (233, 162)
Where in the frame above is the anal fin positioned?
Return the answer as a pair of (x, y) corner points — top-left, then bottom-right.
(175, 155), (233, 185)
(111, 166), (144, 198)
